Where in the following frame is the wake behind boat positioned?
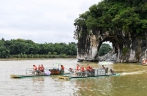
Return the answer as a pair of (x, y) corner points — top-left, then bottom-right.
(98, 61), (113, 65)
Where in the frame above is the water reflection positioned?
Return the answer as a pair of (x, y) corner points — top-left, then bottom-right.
(31, 77), (45, 94)
(72, 77), (114, 96)
(32, 77), (45, 82)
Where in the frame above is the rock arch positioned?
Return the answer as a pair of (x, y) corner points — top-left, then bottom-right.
(77, 31), (147, 63)
(75, 0), (147, 63)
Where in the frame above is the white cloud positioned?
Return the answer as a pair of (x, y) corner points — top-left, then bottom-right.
(0, 0), (101, 43)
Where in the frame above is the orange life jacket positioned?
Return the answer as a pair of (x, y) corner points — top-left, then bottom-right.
(34, 66), (37, 70)
(76, 65), (80, 70)
(40, 66), (44, 72)
(87, 66), (92, 71)
(61, 66), (64, 71)
(81, 66), (85, 72)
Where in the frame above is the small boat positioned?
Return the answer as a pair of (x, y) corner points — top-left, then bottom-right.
(69, 73), (120, 78)
(10, 74), (50, 78)
(64, 68), (120, 79)
(10, 67), (69, 78)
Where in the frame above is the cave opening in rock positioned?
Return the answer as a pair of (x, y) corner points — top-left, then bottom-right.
(98, 41), (112, 56)
(98, 38), (118, 62)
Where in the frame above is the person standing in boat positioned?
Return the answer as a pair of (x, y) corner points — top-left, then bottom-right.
(60, 65), (64, 75)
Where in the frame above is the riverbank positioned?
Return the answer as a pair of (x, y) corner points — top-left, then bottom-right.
(0, 54), (76, 61)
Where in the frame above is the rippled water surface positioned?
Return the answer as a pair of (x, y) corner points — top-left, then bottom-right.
(0, 58), (146, 96)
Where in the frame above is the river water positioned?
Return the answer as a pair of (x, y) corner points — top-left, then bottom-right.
(0, 58), (147, 96)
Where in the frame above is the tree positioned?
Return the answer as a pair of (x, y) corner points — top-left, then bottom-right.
(0, 46), (10, 58)
(98, 43), (112, 56)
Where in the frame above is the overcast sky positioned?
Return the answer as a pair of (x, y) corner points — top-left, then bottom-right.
(0, 0), (102, 44)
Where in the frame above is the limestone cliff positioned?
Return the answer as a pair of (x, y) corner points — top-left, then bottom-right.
(75, 0), (147, 63)
(77, 31), (147, 63)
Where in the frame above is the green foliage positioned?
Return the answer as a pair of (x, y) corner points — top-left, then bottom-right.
(60, 54), (68, 58)
(98, 43), (112, 56)
(0, 46), (10, 58)
(74, 0), (147, 41)
(53, 52), (57, 55)
(122, 47), (128, 56)
(0, 38), (77, 58)
(48, 52), (52, 55)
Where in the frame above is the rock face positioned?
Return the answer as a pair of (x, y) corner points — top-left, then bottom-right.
(77, 31), (147, 63)
(75, 0), (147, 63)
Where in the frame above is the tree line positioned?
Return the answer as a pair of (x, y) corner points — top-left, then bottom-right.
(0, 38), (77, 58)
(0, 38), (112, 58)
(74, 0), (147, 42)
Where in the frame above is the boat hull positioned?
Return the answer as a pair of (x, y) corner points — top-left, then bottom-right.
(10, 74), (50, 78)
(64, 73), (120, 79)
(65, 68), (120, 79)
